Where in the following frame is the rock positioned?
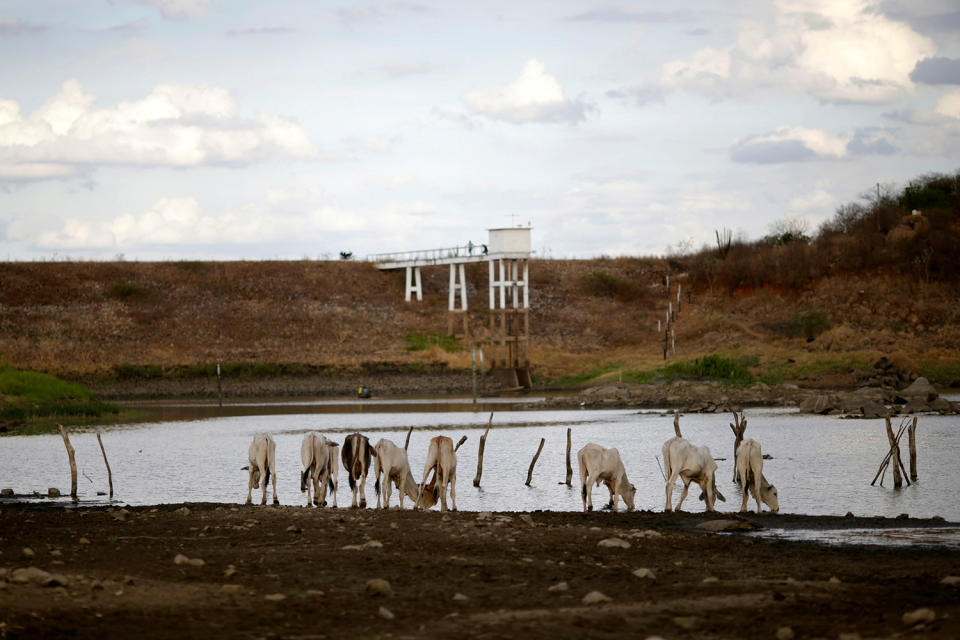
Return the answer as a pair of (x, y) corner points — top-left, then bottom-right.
(224, 565), (238, 578)
(597, 538), (631, 549)
(365, 578), (392, 597)
(47, 488), (60, 497)
(940, 576), (960, 586)
(177, 507), (191, 516)
(902, 607), (935, 625)
(378, 606), (395, 620)
(173, 554), (205, 567)
(799, 394), (838, 414)
(633, 568), (656, 579)
(901, 377), (937, 402)
(10, 567), (69, 587)
(452, 592), (469, 601)
(285, 525), (302, 534)
(582, 590), (612, 605)
(221, 584), (244, 595)
(21, 547), (34, 558)
(306, 589), (324, 597)
(0, 488), (13, 496)
(837, 633), (862, 640)
(50, 549), (62, 557)
(548, 581), (569, 592)
(264, 593), (286, 602)
(79, 537), (91, 545)
(696, 519), (756, 532)
(828, 576), (842, 584)
(342, 540), (383, 551)
(775, 626), (795, 640)
(519, 514), (536, 527)
(672, 616), (700, 630)
(628, 529), (662, 539)
(701, 576), (719, 584)
(860, 401), (889, 419)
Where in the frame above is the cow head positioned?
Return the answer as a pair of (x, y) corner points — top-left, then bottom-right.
(622, 483), (637, 512)
(417, 477), (439, 509)
(761, 483), (779, 513)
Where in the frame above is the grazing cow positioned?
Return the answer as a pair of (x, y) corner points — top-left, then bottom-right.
(243, 433), (278, 506)
(577, 443), (636, 512)
(735, 439), (779, 513)
(341, 433), (373, 508)
(372, 439), (437, 509)
(300, 432), (332, 508)
(415, 436), (457, 511)
(324, 441), (340, 508)
(662, 436), (724, 512)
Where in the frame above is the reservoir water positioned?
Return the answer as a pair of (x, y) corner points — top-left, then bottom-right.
(1, 401), (958, 520)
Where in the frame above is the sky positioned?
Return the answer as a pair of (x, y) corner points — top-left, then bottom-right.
(1, 0), (959, 261)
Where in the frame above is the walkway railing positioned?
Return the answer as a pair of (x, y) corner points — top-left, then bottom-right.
(368, 244), (487, 264)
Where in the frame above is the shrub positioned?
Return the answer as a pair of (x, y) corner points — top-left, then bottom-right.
(108, 279), (149, 300)
(662, 354), (754, 385)
(786, 310), (830, 341)
(580, 271), (641, 301)
(404, 331), (460, 352)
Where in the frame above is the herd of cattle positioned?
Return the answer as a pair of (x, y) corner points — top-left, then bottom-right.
(243, 432), (780, 514)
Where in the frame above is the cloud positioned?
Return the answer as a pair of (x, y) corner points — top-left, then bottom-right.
(881, 0), (960, 33)
(911, 57), (960, 84)
(660, 0), (936, 103)
(136, 0), (213, 20)
(0, 80), (316, 182)
(464, 59), (591, 124)
(606, 85), (667, 106)
(567, 9), (696, 23)
(935, 89), (960, 119)
(0, 18), (47, 36)
(731, 126), (849, 163)
(226, 26), (296, 37)
(847, 128), (899, 154)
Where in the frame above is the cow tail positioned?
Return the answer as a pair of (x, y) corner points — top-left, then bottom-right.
(300, 468), (308, 492)
(264, 467), (271, 486)
(374, 474), (380, 495)
(327, 474), (334, 492)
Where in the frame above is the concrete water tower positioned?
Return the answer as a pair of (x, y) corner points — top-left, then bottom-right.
(485, 227), (531, 388)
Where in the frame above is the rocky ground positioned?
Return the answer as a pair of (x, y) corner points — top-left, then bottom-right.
(1, 503), (958, 639)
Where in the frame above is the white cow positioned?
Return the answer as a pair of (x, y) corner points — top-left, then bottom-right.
(735, 439), (779, 513)
(341, 433), (373, 508)
(662, 436), (723, 512)
(244, 433), (278, 506)
(373, 438), (436, 509)
(415, 436), (457, 512)
(577, 443), (636, 512)
(300, 432), (332, 508)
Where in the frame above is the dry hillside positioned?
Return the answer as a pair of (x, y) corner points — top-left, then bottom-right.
(1, 258), (959, 387)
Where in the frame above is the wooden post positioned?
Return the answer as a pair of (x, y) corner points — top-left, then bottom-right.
(454, 435), (468, 452)
(673, 410), (682, 438)
(473, 413), (493, 487)
(216, 363), (223, 408)
(564, 427), (573, 486)
(403, 426), (413, 451)
(96, 432), (114, 500)
(525, 438), (545, 486)
(57, 424), (78, 501)
(908, 416), (918, 481)
(730, 411), (747, 482)
(871, 418), (908, 486)
(885, 416), (902, 488)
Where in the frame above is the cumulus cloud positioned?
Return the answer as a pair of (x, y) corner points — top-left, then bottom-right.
(136, 0), (213, 20)
(0, 18), (47, 36)
(660, 0), (935, 103)
(935, 89), (960, 119)
(566, 8), (696, 23)
(910, 57), (960, 84)
(731, 126), (849, 163)
(0, 80), (316, 182)
(464, 59), (591, 124)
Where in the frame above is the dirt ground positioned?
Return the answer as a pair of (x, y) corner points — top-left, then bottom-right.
(1, 503), (958, 639)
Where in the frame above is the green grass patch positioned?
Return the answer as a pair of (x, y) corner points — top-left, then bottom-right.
(756, 353), (872, 385)
(785, 309), (831, 340)
(404, 331), (460, 353)
(0, 364), (119, 432)
(916, 360), (960, 386)
(108, 279), (150, 300)
(661, 354), (754, 385)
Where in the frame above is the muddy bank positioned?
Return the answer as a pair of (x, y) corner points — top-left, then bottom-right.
(1, 503), (958, 639)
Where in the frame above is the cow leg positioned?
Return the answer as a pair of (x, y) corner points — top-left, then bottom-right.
(753, 474), (762, 514)
(579, 465), (589, 512)
(438, 466), (448, 512)
(317, 469), (327, 507)
(664, 472), (679, 512)
(246, 468), (255, 505)
(449, 467), (457, 511)
(739, 475), (750, 513)
(585, 474), (595, 512)
(359, 468), (368, 508)
(676, 477), (692, 511)
(609, 478), (619, 513)
(330, 473), (338, 508)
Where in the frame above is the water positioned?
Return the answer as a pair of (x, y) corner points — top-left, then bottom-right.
(2, 405), (958, 520)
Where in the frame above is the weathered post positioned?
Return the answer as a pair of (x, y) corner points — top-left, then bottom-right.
(454, 435), (468, 452)
(908, 416), (918, 481)
(96, 432), (114, 500)
(673, 410), (682, 438)
(403, 426), (413, 451)
(471, 348), (477, 404)
(216, 363), (223, 408)
(473, 413), (493, 487)
(525, 438), (546, 486)
(57, 424), (78, 501)
(885, 416), (902, 488)
(564, 427), (573, 486)
(730, 411), (747, 482)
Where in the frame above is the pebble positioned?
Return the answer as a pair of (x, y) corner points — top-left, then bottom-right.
(837, 633), (862, 640)
(548, 581), (569, 593)
(365, 578), (392, 597)
(582, 590), (612, 605)
(775, 626), (795, 640)
(79, 538), (91, 545)
(597, 538), (630, 549)
(940, 576), (960, 586)
(47, 488), (60, 497)
(50, 550), (62, 557)
(633, 568), (656, 580)
(264, 593), (286, 602)
(902, 608), (935, 625)
(519, 514), (536, 527)
(10, 567), (69, 587)
(220, 584), (243, 595)
(673, 616), (700, 630)
(22, 547), (34, 558)
(342, 540), (383, 551)
(828, 576), (842, 584)
(0, 488), (13, 496)
(306, 589), (324, 597)
(177, 507), (191, 516)
(701, 576), (719, 584)
(453, 592), (469, 601)
(285, 525), (302, 534)
(628, 529), (662, 539)
(173, 554), (205, 567)
(378, 606), (395, 620)
(224, 565), (238, 578)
